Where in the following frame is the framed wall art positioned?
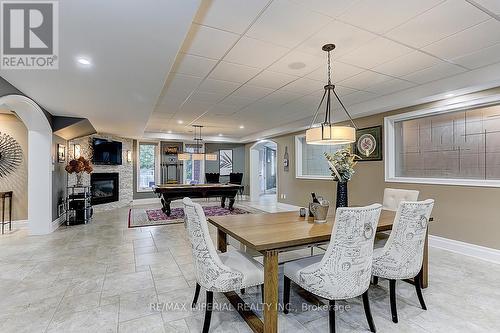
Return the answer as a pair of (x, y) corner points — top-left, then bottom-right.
(353, 126), (382, 161)
(219, 149), (233, 176)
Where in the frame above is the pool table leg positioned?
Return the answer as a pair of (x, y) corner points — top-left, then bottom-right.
(228, 197), (235, 211)
(221, 196), (227, 208)
(161, 196), (172, 216)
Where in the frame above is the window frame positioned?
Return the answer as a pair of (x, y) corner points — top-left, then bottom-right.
(136, 141), (160, 192)
(385, 94), (500, 188)
(295, 134), (334, 180)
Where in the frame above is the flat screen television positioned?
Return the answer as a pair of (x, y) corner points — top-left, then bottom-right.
(92, 139), (122, 165)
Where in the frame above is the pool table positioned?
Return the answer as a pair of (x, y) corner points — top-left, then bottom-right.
(153, 183), (243, 216)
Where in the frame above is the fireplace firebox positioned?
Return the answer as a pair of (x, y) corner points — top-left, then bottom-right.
(91, 173), (119, 205)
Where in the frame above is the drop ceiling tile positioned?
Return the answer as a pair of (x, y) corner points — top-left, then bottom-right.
(338, 70), (393, 91)
(341, 90), (378, 105)
(267, 50), (324, 76)
(296, 19), (377, 57)
(193, 0), (269, 34)
(475, 0), (500, 14)
(231, 84), (275, 99)
(338, 37), (413, 69)
(181, 24), (239, 59)
(209, 61), (261, 83)
(385, 0), (490, 48)
(198, 78), (241, 95)
(339, 0), (444, 34)
(209, 104), (241, 115)
(172, 54), (218, 77)
(246, 0), (332, 48)
(165, 73), (202, 93)
(247, 70), (298, 89)
(225, 37), (291, 69)
(289, 0), (358, 18)
(403, 62), (467, 84)
(452, 42), (500, 69)
(260, 89), (305, 105)
(423, 19), (500, 61)
(365, 78), (417, 95)
(220, 95), (257, 108)
(306, 61), (365, 82)
(282, 77), (323, 94)
(373, 51), (442, 77)
(189, 91), (225, 104)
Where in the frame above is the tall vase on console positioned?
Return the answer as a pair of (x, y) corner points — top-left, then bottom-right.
(336, 181), (348, 208)
(324, 149), (358, 209)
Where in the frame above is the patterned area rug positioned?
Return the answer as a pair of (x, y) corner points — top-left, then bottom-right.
(128, 202), (261, 228)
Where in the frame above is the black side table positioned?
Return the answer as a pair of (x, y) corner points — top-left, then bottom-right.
(0, 191), (13, 234)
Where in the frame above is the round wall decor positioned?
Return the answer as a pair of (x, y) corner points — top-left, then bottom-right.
(0, 132), (23, 177)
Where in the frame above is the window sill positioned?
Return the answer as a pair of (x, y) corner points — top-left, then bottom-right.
(296, 175), (334, 180)
(385, 176), (500, 188)
(137, 188), (154, 193)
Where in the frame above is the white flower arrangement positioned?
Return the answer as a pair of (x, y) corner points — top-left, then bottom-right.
(324, 148), (359, 182)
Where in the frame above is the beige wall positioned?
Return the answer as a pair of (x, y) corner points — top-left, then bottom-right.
(0, 113), (28, 221)
(267, 87), (500, 250)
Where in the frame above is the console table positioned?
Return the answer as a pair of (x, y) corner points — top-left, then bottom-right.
(66, 185), (92, 225)
(0, 191), (13, 234)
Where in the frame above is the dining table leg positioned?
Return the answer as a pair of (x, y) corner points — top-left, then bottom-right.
(263, 250), (279, 333)
(217, 228), (227, 252)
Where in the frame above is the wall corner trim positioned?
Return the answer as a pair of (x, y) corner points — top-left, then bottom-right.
(429, 235), (500, 265)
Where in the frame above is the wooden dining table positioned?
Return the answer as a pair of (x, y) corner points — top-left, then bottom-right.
(208, 209), (431, 333)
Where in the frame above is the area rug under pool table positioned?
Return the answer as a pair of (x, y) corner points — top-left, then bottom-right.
(128, 202), (263, 228)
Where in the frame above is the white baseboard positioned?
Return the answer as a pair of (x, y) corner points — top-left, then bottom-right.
(132, 198), (161, 205)
(51, 215), (66, 232)
(429, 235), (500, 265)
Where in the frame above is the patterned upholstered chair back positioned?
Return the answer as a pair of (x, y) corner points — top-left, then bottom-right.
(374, 199), (434, 279)
(183, 197), (243, 291)
(299, 204), (382, 300)
(382, 188), (419, 211)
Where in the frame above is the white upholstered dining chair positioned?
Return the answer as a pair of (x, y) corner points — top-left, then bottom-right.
(382, 188), (419, 211)
(283, 204), (383, 333)
(182, 197), (264, 333)
(372, 199), (434, 324)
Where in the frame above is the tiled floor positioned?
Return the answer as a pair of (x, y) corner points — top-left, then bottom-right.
(1, 199), (499, 332)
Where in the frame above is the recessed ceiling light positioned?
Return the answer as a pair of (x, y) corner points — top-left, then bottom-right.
(76, 57), (91, 66)
(167, 130), (172, 134)
(239, 125), (244, 129)
(218, 133), (223, 136)
(445, 93), (455, 98)
(177, 120), (183, 124)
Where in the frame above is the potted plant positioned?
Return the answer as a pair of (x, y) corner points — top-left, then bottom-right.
(65, 156), (93, 186)
(324, 149), (359, 208)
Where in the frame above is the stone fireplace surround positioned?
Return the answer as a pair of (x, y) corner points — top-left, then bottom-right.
(68, 134), (133, 212)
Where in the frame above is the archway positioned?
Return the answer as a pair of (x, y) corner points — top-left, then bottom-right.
(249, 140), (277, 202)
(0, 95), (53, 235)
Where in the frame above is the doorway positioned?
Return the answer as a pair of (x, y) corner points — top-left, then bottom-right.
(249, 140), (277, 202)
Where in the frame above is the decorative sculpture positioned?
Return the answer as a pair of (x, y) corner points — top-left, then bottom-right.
(0, 132), (23, 177)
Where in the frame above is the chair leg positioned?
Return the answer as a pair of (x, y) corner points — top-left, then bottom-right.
(192, 283), (201, 308)
(389, 279), (398, 323)
(329, 299), (336, 333)
(415, 268), (427, 310)
(261, 284), (264, 304)
(240, 288), (245, 295)
(372, 276), (379, 286)
(202, 291), (213, 333)
(283, 276), (291, 314)
(362, 290), (377, 333)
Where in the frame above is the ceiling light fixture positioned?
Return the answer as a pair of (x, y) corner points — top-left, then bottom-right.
(239, 125), (244, 129)
(76, 57), (91, 66)
(177, 120), (184, 124)
(167, 130), (172, 134)
(445, 93), (455, 98)
(306, 44), (356, 145)
(218, 133), (223, 137)
(179, 125), (218, 161)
